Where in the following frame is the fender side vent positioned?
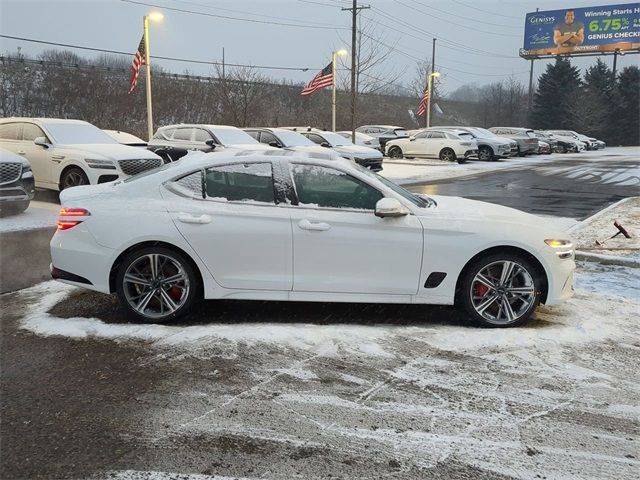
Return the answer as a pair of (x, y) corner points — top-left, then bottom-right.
(424, 272), (447, 288)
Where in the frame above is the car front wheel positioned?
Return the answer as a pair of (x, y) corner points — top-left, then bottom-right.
(478, 146), (494, 161)
(388, 146), (403, 159)
(459, 253), (541, 327)
(116, 247), (199, 323)
(60, 167), (89, 190)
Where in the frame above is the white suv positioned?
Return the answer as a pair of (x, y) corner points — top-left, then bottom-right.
(0, 118), (164, 190)
(386, 129), (478, 163)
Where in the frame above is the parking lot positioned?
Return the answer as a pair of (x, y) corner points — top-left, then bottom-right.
(1, 147), (639, 479)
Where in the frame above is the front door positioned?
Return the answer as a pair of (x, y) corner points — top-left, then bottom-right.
(286, 163), (423, 294)
(164, 162), (293, 291)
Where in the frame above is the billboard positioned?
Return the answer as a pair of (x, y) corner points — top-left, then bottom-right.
(521, 3), (640, 57)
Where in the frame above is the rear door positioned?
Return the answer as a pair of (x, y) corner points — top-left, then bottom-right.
(165, 161), (293, 291)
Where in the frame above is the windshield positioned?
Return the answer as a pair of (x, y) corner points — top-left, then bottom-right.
(45, 123), (118, 144)
(469, 127), (499, 139)
(355, 164), (431, 208)
(392, 128), (408, 137)
(275, 129), (316, 147)
(321, 131), (353, 146)
(212, 128), (259, 146)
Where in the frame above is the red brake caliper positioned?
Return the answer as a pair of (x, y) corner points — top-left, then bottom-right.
(474, 283), (489, 297)
(168, 287), (182, 301)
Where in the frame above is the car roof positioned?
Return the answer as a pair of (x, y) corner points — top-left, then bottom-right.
(357, 125), (404, 129)
(157, 124), (241, 131)
(0, 117), (90, 125)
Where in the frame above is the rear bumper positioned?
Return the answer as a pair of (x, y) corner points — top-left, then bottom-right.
(355, 157), (383, 171)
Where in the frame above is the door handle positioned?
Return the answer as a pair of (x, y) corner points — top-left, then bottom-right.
(178, 213), (211, 224)
(298, 219), (331, 231)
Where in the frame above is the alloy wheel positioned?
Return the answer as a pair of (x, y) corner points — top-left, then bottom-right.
(63, 170), (87, 188)
(470, 260), (535, 325)
(122, 253), (190, 319)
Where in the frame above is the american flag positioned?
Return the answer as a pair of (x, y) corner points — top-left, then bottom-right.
(300, 62), (333, 96)
(128, 35), (146, 95)
(416, 89), (430, 116)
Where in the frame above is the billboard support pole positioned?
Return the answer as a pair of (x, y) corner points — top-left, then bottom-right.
(612, 50), (618, 80)
(528, 58), (535, 111)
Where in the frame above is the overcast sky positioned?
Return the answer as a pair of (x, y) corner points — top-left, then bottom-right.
(1, 0), (638, 95)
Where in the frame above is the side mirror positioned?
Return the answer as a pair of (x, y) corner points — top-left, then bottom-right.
(320, 142), (331, 148)
(268, 141), (281, 148)
(204, 139), (217, 150)
(34, 137), (50, 149)
(409, 136), (416, 141)
(375, 198), (409, 218)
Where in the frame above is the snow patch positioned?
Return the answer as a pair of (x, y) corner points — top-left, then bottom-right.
(0, 205), (57, 232)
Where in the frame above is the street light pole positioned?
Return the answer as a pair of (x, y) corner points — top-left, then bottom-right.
(143, 12), (164, 141)
(332, 49), (348, 132)
(426, 71), (440, 129)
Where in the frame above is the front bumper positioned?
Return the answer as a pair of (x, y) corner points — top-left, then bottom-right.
(538, 248), (576, 305)
(0, 175), (35, 202)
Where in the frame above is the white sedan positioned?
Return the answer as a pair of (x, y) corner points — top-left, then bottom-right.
(386, 129), (478, 163)
(50, 151), (575, 327)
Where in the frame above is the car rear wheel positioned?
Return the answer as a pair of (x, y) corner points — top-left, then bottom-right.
(459, 253), (541, 327)
(439, 148), (457, 162)
(388, 146), (403, 159)
(116, 247), (199, 323)
(60, 167), (89, 190)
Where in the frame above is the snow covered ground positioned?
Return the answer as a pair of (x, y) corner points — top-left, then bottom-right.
(0, 201), (58, 233)
(14, 258), (640, 479)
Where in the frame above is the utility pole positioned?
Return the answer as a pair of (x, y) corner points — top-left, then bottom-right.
(342, 1), (370, 143)
(222, 47), (225, 80)
(430, 38), (436, 127)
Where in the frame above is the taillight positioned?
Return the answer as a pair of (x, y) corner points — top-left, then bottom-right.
(57, 208), (91, 230)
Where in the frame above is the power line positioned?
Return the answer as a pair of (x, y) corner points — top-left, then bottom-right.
(393, 0), (520, 38)
(367, 7), (518, 58)
(450, 0), (522, 20)
(119, 0), (349, 30)
(407, 0), (520, 29)
(168, 0), (342, 28)
(0, 35), (317, 72)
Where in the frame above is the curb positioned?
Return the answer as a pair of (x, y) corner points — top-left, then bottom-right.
(575, 250), (640, 268)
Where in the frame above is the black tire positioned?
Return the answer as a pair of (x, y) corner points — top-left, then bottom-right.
(116, 246), (200, 323)
(516, 146), (525, 157)
(478, 146), (494, 162)
(439, 148), (457, 162)
(0, 200), (30, 217)
(458, 252), (542, 328)
(388, 146), (403, 159)
(60, 167), (89, 190)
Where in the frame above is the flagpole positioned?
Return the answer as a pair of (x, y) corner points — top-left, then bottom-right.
(332, 51), (337, 132)
(426, 71), (440, 129)
(143, 15), (154, 141)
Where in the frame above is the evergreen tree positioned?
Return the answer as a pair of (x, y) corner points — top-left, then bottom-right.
(530, 57), (582, 130)
(612, 66), (640, 146)
(580, 59), (614, 139)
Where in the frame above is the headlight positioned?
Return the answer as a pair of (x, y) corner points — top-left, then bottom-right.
(22, 165), (32, 173)
(84, 158), (117, 170)
(545, 239), (574, 259)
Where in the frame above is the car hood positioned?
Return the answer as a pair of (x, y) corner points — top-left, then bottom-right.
(333, 144), (383, 158)
(57, 143), (161, 161)
(422, 195), (564, 234)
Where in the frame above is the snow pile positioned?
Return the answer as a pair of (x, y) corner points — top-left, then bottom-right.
(18, 262), (639, 356)
(92, 472), (254, 480)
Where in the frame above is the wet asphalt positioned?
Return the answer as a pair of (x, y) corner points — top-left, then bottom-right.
(407, 153), (640, 220)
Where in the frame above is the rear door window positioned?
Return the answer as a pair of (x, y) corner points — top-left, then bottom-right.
(0, 123), (22, 140)
(204, 163), (275, 204)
